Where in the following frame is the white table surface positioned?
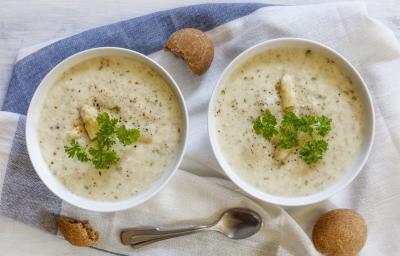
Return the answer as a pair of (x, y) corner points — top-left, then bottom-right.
(1, 0), (399, 255)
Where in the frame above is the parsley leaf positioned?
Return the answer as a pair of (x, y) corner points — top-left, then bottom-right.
(64, 140), (89, 162)
(88, 146), (119, 169)
(253, 110), (333, 164)
(281, 111), (299, 131)
(117, 125), (140, 146)
(299, 140), (328, 164)
(64, 111), (141, 169)
(278, 129), (299, 149)
(253, 111), (278, 140)
(278, 112), (299, 148)
(96, 112), (118, 149)
(297, 115), (316, 133)
(314, 115), (332, 136)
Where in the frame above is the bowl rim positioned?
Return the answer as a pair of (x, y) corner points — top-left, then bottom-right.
(26, 47), (189, 212)
(208, 37), (375, 206)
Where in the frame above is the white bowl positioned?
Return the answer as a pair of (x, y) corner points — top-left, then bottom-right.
(208, 38), (375, 206)
(26, 47), (188, 212)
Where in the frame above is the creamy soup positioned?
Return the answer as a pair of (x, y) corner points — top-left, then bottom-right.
(214, 48), (364, 197)
(38, 56), (183, 201)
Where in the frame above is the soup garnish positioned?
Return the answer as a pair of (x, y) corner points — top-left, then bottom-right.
(253, 110), (332, 164)
(64, 112), (140, 169)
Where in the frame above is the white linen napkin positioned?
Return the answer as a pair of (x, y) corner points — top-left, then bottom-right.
(1, 2), (400, 255)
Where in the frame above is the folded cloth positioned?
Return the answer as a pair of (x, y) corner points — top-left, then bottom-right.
(1, 2), (400, 255)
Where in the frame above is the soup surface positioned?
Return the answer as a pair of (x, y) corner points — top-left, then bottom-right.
(214, 47), (364, 196)
(38, 56), (183, 201)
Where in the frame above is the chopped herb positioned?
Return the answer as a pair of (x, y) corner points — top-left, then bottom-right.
(88, 146), (119, 169)
(297, 115), (316, 133)
(281, 112), (299, 131)
(64, 140), (89, 162)
(253, 111), (278, 140)
(278, 129), (299, 149)
(313, 115), (332, 136)
(64, 112), (140, 169)
(299, 140), (328, 164)
(253, 111), (333, 164)
(95, 112), (118, 149)
(116, 125), (140, 146)
(110, 106), (121, 113)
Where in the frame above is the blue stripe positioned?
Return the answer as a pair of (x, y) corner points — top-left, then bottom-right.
(2, 3), (268, 115)
(0, 116), (62, 234)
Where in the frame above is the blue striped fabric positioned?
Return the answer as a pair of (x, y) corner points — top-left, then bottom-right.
(0, 116), (61, 233)
(0, 3), (269, 234)
(2, 3), (267, 115)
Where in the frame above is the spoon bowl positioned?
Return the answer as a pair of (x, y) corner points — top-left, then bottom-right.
(213, 208), (262, 239)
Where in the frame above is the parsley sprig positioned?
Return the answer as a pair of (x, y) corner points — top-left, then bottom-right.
(300, 140), (328, 164)
(253, 111), (278, 140)
(253, 111), (332, 164)
(64, 112), (140, 169)
(64, 140), (90, 162)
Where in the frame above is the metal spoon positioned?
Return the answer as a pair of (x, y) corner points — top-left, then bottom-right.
(120, 208), (262, 248)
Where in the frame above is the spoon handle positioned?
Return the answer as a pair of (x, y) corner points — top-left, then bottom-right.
(121, 225), (211, 248)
